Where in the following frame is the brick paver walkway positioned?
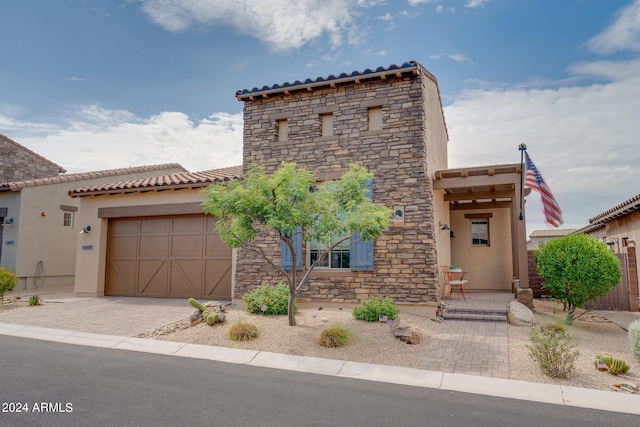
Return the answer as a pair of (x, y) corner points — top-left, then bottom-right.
(419, 292), (513, 378)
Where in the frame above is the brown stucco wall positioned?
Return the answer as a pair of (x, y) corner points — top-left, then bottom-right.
(235, 68), (447, 305)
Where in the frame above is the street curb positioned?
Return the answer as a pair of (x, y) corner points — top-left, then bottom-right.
(1, 321), (639, 415)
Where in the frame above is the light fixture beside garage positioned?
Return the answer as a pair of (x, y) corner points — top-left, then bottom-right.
(79, 225), (91, 234)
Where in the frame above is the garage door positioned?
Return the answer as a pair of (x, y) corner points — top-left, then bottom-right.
(105, 215), (232, 299)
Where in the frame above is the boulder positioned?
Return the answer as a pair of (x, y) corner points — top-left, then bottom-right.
(508, 301), (534, 327)
(189, 310), (203, 326)
(516, 288), (534, 310)
(392, 325), (421, 344)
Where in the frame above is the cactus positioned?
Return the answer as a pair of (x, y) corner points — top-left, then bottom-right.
(630, 319), (640, 362)
(188, 298), (207, 312)
(594, 354), (630, 376)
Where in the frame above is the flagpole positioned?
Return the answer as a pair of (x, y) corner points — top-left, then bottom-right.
(518, 143), (527, 220)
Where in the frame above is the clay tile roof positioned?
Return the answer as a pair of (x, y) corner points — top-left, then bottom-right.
(1, 133), (66, 173)
(236, 61), (430, 101)
(528, 229), (577, 238)
(0, 163), (187, 192)
(69, 165), (243, 197)
(588, 193), (640, 224)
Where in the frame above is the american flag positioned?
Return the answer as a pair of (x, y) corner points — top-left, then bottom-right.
(525, 152), (563, 227)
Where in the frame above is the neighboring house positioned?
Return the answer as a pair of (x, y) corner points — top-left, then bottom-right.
(576, 193), (640, 311)
(0, 164), (187, 290)
(527, 229), (577, 250)
(70, 166), (242, 299)
(0, 133), (66, 182)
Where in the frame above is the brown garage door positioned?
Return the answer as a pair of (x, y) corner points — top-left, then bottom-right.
(105, 215), (231, 299)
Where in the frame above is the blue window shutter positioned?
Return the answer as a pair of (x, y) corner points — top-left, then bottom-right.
(351, 179), (374, 271)
(281, 226), (302, 270)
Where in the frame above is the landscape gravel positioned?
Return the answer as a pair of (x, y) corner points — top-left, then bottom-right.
(146, 299), (640, 393)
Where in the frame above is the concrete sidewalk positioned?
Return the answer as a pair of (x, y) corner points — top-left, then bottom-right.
(1, 290), (639, 415)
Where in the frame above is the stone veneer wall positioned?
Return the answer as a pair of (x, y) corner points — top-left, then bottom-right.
(0, 136), (63, 182)
(236, 72), (442, 305)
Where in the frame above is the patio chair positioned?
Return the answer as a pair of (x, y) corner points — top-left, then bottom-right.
(440, 265), (469, 300)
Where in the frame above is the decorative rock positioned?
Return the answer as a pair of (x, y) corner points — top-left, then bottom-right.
(189, 310), (203, 326)
(516, 288), (534, 310)
(392, 325), (421, 344)
(508, 301), (534, 327)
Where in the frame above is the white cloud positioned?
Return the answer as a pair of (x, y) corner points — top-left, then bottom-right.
(587, 0), (640, 54)
(444, 60), (640, 230)
(9, 108), (243, 174)
(465, 0), (488, 9)
(140, 0), (364, 51)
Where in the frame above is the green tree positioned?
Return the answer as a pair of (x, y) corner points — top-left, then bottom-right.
(201, 162), (392, 326)
(535, 234), (621, 324)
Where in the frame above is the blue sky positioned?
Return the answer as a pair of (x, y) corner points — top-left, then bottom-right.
(1, 0), (639, 234)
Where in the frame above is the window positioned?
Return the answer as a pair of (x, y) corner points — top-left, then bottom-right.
(368, 107), (383, 131)
(310, 232), (351, 269)
(280, 180), (374, 272)
(320, 113), (334, 137)
(62, 211), (74, 228)
(471, 220), (489, 246)
(276, 119), (288, 142)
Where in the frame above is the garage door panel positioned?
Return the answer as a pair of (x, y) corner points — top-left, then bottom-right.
(107, 236), (137, 257)
(140, 218), (170, 234)
(108, 219), (138, 236)
(205, 259), (232, 300)
(106, 259), (136, 296)
(172, 216), (204, 233)
(169, 258), (202, 297)
(206, 234), (230, 257)
(172, 235), (203, 257)
(139, 235), (169, 256)
(138, 259), (168, 297)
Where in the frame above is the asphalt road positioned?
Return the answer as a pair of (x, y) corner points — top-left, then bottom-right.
(0, 335), (636, 427)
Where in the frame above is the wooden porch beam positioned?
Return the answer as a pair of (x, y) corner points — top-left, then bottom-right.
(450, 201), (512, 210)
(433, 173), (520, 189)
(444, 190), (514, 202)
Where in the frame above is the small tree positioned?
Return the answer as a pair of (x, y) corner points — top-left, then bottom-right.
(201, 162), (392, 326)
(535, 233), (621, 324)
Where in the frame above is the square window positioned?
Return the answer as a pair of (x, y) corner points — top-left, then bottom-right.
(471, 220), (489, 246)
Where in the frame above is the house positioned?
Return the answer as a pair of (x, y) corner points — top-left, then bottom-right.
(70, 166), (242, 299)
(527, 228), (577, 250)
(68, 61), (530, 308)
(234, 60), (529, 305)
(576, 193), (640, 311)
(0, 133), (66, 182)
(0, 163), (188, 291)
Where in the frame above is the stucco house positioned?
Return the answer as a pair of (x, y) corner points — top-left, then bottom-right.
(69, 60), (530, 308)
(577, 193), (640, 311)
(1, 133), (66, 183)
(527, 228), (577, 250)
(0, 163), (187, 290)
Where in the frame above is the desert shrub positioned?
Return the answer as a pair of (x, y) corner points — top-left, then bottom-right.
(318, 325), (352, 348)
(540, 322), (565, 336)
(527, 327), (578, 379)
(227, 322), (259, 341)
(629, 319), (640, 362)
(242, 283), (297, 315)
(0, 266), (19, 300)
(352, 296), (400, 322)
(535, 234), (621, 324)
(28, 295), (41, 306)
